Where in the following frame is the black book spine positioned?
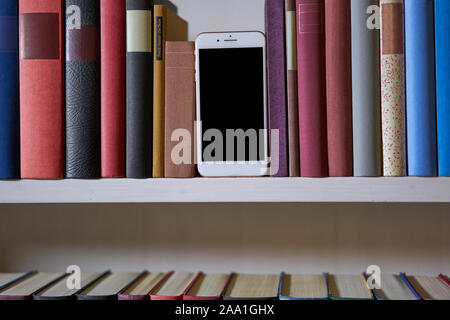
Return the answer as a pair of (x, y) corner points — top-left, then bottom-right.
(65, 0), (101, 178)
(126, 0), (154, 178)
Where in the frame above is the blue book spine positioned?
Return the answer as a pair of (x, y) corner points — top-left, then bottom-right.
(0, 1), (19, 179)
(404, 0), (438, 176)
(435, 0), (450, 176)
(399, 273), (422, 300)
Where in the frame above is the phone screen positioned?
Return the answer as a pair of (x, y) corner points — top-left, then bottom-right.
(199, 47), (265, 162)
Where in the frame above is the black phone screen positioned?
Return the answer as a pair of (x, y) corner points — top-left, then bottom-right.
(199, 47), (265, 162)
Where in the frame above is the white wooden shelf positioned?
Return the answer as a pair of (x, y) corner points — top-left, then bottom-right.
(0, 177), (449, 203)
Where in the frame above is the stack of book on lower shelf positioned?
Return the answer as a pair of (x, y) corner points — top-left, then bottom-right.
(0, 271), (449, 301)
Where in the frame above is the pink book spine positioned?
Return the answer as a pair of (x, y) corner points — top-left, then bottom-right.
(325, 0), (353, 177)
(296, 0), (328, 177)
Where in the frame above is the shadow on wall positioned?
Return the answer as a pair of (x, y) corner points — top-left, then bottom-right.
(0, 203), (448, 275)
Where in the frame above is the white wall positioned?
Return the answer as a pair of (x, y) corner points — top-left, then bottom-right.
(172, 0), (265, 40)
(0, 203), (449, 275)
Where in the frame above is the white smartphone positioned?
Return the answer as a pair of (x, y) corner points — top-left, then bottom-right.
(195, 31), (269, 177)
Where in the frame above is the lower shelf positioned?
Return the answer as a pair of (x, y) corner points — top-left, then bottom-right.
(0, 177), (449, 203)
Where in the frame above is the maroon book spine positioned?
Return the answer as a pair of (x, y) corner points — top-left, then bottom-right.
(100, 0), (126, 178)
(325, 0), (353, 177)
(266, 0), (289, 177)
(296, 0), (328, 177)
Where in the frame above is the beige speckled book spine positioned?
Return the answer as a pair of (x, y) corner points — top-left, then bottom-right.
(380, 0), (406, 176)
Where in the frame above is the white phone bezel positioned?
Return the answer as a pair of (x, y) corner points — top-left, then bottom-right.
(195, 31), (269, 177)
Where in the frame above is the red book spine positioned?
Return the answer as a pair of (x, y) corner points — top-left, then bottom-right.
(150, 272), (201, 301)
(296, 0), (328, 177)
(100, 0), (126, 178)
(19, 0), (64, 179)
(325, 0), (353, 177)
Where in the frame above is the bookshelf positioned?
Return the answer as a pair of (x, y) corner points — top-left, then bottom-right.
(1, 178), (450, 203)
(0, 0), (449, 279)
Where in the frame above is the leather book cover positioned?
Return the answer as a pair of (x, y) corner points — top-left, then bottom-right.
(400, 273), (450, 300)
(153, 5), (188, 178)
(65, 0), (100, 179)
(126, 0), (154, 178)
(405, 0), (437, 177)
(285, 0), (299, 177)
(436, 0), (450, 176)
(0, 0), (20, 179)
(351, 0), (382, 177)
(380, 0), (406, 176)
(19, 0), (64, 179)
(296, 0), (328, 177)
(325, 0), (353, 177)
(100, 0), (126, 178)
(164, 41), (196, 178)
(266, 0), (289, 177)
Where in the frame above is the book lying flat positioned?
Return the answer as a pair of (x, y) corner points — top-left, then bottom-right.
(19, 0), (65, 179)
(439, 274), (450, 287)
(34, 272), (107, 300)
(153, 5), (188, 178)
(118, 271), (171, 300)
(380, 0), (407, 176)
(151, 272), (200, 300)
(0, 272), (64, 300)
(296, 0), (328, 178)
(435, 0), (450, 176)
(0, 272), (34, 291)
(76, 271), (143, 300)
(370, 274), (418, 300)
(404, 0), (437, 177)
(402, 274), (450, 300)
(223, 274), (280, 300)
(327, 274), (373, 300)
(279, 273), (328, 300)
(184, 273), (232, 300)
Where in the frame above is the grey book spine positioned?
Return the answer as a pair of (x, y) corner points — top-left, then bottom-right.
(351, 0), (382, 177)
(126, 0), (154, 178)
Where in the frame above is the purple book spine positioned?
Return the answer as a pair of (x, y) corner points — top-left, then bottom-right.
(266, 0), (288, 177)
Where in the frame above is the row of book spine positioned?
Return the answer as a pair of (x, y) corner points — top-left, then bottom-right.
(1, 271), (449, 300)
(267, 0), (450, 177)
(0, 0), (188, 180)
